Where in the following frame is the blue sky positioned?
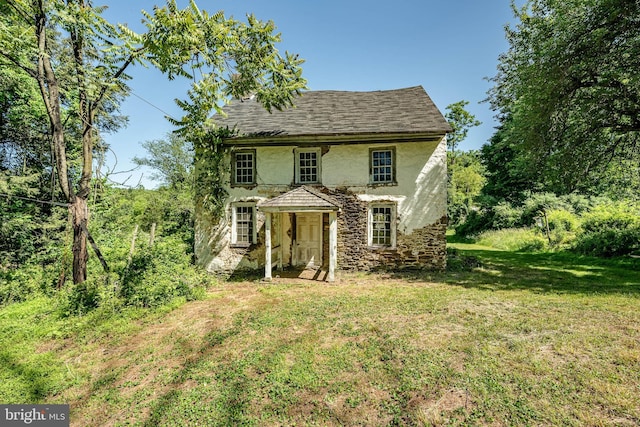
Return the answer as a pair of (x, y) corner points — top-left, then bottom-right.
(101, 0), (521, 188)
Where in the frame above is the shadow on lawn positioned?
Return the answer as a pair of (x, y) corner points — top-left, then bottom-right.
(431, 248), (640, 295)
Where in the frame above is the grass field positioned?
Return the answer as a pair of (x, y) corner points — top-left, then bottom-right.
(1, 243), (639, 426)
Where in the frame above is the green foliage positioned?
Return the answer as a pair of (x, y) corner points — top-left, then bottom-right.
(1, 0), (306, 285)
(573, 201), (640, 257)
(0, 65), (50, 171)
(447, 151), (486, 226)
(54, 183), (211, 314)
(0, 172), (67, 271)
(445, 100), (481, 154)
(488, 0), (640, 193)
(456, 192), (640, 257)
(56, 279), (102, 317)
(480, 119), (541, 202)
(0, 264), (60, 306)
(138, 1), (307, 133)
(444, 100), (483, 226)
(133, 133), (194, 191)
(476, 228), (548, 252)
(93, 186), (194, 245)
(546, 209), (581, 248)
(455, 200), (524, 237)
(119, 237), (208, 308)
(193, 127), (236, 223)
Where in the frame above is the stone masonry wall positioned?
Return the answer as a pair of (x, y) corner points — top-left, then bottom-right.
(323, 188), (447, 271)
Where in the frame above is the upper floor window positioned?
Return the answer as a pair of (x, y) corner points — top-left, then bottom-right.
(231, 203), (257, 246)
(232, 150), (256, 186)
(370, 147), (395, 184)
(295, 147), (321, 184)
(368, 203), (397, 248)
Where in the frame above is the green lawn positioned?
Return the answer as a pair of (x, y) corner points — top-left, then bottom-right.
(1, 246), (639, 426)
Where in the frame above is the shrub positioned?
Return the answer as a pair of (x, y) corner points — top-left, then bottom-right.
(573, 202), (640, 257)
(476, 228), (548, 252)
(455, 202), (524, 237)
(56, 279), (103, 317)
(0, 264), (59, 305)
(545, 209), (581, 248)
(119, 237), (208, 308)
(492, 201), (524, 229)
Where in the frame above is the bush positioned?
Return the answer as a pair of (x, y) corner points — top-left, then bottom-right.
(573, 202), (640, 257)
(545, 209), (581, 248)
(119, 237), (208, 308)
(455, 202), (525, 237)
(56, 279), (103, 317)
(0, 264), (59, 305)
(492, 202), (524, 229)
(476, 228), (548, 252)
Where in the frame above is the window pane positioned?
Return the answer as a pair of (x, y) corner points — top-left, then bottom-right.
(235, 206), (253, 244)
(235, 152), (254, 184)
(371, 206), (391, 246)
(371, 150), (393, 183)
(298, 151), (318, 183)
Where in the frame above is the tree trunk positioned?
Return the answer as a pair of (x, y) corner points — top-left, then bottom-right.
(70, 197), (89, 284)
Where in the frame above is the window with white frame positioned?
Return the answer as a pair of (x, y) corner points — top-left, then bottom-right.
(232, 150), (256, 186)
(231, 203), (257, 246)
(295, 147), (321, 184)
(370, 147), (395, 184)
(368, 203), (397, 248)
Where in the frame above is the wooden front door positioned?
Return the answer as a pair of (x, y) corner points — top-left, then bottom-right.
(295, 213), (322, 268)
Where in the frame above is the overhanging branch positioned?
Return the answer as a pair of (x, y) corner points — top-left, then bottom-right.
(0, 50), (37, 78)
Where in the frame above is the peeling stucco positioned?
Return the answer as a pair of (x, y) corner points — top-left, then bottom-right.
(195, 137), (448, 275)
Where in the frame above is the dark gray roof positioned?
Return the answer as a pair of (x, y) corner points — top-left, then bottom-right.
(259, 186), (341, 212)
(214, 86), (452, 139)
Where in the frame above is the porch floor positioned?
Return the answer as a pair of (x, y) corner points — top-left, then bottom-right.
(273, 267), (330, 281)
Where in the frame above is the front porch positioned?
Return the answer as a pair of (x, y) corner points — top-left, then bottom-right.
(258, 186), (341, 282)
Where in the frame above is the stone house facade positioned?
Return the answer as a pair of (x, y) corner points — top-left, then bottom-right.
(194, 86), (451, 281)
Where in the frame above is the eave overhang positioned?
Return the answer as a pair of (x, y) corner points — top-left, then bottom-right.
(220, 131), (446, 148)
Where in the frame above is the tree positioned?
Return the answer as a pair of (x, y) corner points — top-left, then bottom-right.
(444, 101), (482, 224)
(133, 134), (193, 191)
(0, 0), (305, 284)
(447, 151), (486, 225)
(480, 117), (540, 202)
(444, 100), (481, 163)
(0, 65), (50, 174)
(488, 0), (640, 193)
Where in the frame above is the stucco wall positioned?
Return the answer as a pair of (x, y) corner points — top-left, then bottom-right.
(194, 137), (447, 275)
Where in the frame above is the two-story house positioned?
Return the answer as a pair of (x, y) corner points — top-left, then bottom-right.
(195, 86), (451, 281)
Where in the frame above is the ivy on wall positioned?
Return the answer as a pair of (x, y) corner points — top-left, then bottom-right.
(193, 127), (237, 223)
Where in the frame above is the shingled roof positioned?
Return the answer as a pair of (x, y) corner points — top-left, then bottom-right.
(259, 186), (341, 212)
(214, 86), (452, 140)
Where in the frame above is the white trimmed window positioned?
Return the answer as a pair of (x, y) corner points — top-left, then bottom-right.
(368, 203), (397, 248)
(232, 150), (256, 186)
(231, 203), (257, 246)
(370, 147), (395, 184)
(295, 147), (321, 184)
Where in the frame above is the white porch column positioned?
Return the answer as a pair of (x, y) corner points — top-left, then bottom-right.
(264, 211), (272, 281)
(328, 211), (337, 282)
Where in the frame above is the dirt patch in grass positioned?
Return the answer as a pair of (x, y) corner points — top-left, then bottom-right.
(410, 388), (475, 426)
(58, 284), (261, 426)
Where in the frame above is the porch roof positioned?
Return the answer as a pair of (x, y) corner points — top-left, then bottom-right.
(258, 186), (341, 212)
